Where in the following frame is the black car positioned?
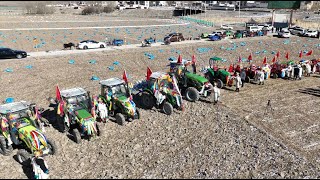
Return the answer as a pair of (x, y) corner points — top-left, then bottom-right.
(0, 48), (27, 59)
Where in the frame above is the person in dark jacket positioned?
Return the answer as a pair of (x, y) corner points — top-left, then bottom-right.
(240, 69), (246, 87)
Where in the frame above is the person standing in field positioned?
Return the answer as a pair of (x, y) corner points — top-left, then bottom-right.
(235, 72), (242, 92)
(240, 69), (246, 88)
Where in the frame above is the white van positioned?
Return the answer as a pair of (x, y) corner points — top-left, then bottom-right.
(246, 26), (259, 32)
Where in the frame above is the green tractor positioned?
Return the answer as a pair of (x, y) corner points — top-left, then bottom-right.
(49, 87), (102, 144)
(95, 77), (140, 126)
(0, 101), (57, 165)
(168, 59), (213, 102)
(132, 71), (184, 115)
(203, 57), (233, 88)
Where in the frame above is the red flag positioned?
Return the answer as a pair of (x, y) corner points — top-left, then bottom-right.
(248, 53), (252, 61)
(56, 85), (61, 102)
(177, 54), (182, 64)
(262, 57), (267, 64)
(228, 64), (234, 73)
(285, 52), (289, 60)
(146, 67), (152, 81)
(276, 51), (280, 58)
(191, 54), (196, 64)
(299, 51), (303, 58)
(272, 56), (276, 63)
(306, 50), (313, 56)
(123, 70), (128, 83)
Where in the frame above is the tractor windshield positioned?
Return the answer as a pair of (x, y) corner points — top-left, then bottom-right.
(111, 84), (128, 97)
(8, 108), (30, 128)
(66, 94), (89, 109)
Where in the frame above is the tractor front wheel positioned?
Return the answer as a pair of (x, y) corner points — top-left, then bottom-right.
(0, 135), (13, 156)
(96, 123), (102, 136)
(135, 108), (140, 119)
(185, 87), (200, 102)
(116, 113), (126, 126)
(72, 128), (81, 144)
(162, 102), (173, 115)
(17, 149), (31, 166)
(57, 115), (69, 133)
(47, 139), (57, 155)
(216, 79), (224, 89)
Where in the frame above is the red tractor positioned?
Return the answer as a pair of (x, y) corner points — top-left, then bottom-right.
(311, 58), (320, 74)
(270, 63), (287, 79)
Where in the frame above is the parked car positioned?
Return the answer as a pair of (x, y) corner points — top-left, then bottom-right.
(289, 27), (306, 36)
(223, 30), (234, 37)
(77, 40), (106, 50)
(0, 48), (27, 59)
(278, 29), (291, 38)
(210, 31), (223, 36)
(221, 24), (233, 30)
(303, 30), (318, 37)
(234, 30), (248, 38)
(164, 33), (185, 42)
(246, 26), (259, 33)
(208, 33), (222, 41)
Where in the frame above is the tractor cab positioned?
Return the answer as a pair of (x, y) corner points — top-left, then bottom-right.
(100, 78), (130, 101)
(99, 77), (139, 124)
(60, 88), (91, 112)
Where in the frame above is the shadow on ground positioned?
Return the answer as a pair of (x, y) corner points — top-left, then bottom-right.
(297, 87), (320, 97)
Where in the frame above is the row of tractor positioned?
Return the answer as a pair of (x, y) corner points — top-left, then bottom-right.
(1, 55), (319, 179)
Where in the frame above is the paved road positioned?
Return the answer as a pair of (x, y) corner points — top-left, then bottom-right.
(0, 22), (190, 31)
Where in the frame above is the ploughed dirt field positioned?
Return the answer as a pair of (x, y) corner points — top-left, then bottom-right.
(0, 14), (319, 179)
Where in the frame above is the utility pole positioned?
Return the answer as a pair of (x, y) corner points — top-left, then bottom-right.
(238, 1), (241, 18)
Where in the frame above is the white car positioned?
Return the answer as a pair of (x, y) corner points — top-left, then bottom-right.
(278, 29), (291, 38)
(77, 40), (106, 50)
(304, 30), (318, 37)
(221, 24), (233, 30)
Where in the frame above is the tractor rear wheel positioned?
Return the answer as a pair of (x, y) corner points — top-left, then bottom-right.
(216, 79), (224, 89)
(185, 87), (199, 102)
(17, 149), (31, 166)
(72, 128), (81, 144)
(115, 113), (125, 126)
(141, 92), (155, 109)
(0, 135), (13, 156)
(162, 102), (173, 115)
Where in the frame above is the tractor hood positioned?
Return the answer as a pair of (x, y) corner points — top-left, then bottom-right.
(75, 109), (97, 136)
(18, 123), (49, 153)
(185, 72), (208, 84)
(116, 95), (137, 117)
(75, 109), (93, 120)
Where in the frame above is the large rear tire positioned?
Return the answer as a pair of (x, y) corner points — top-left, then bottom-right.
(0, 135), (13, 156)
(115, 113), (125, 126)
(72, 128), (81, 144)
(162, 102), (173, 115)
(141, 92), (155, 109)
(185, 87), (199, 102)
(100, 44), (105, 48)
(17, 149), (31, 166)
